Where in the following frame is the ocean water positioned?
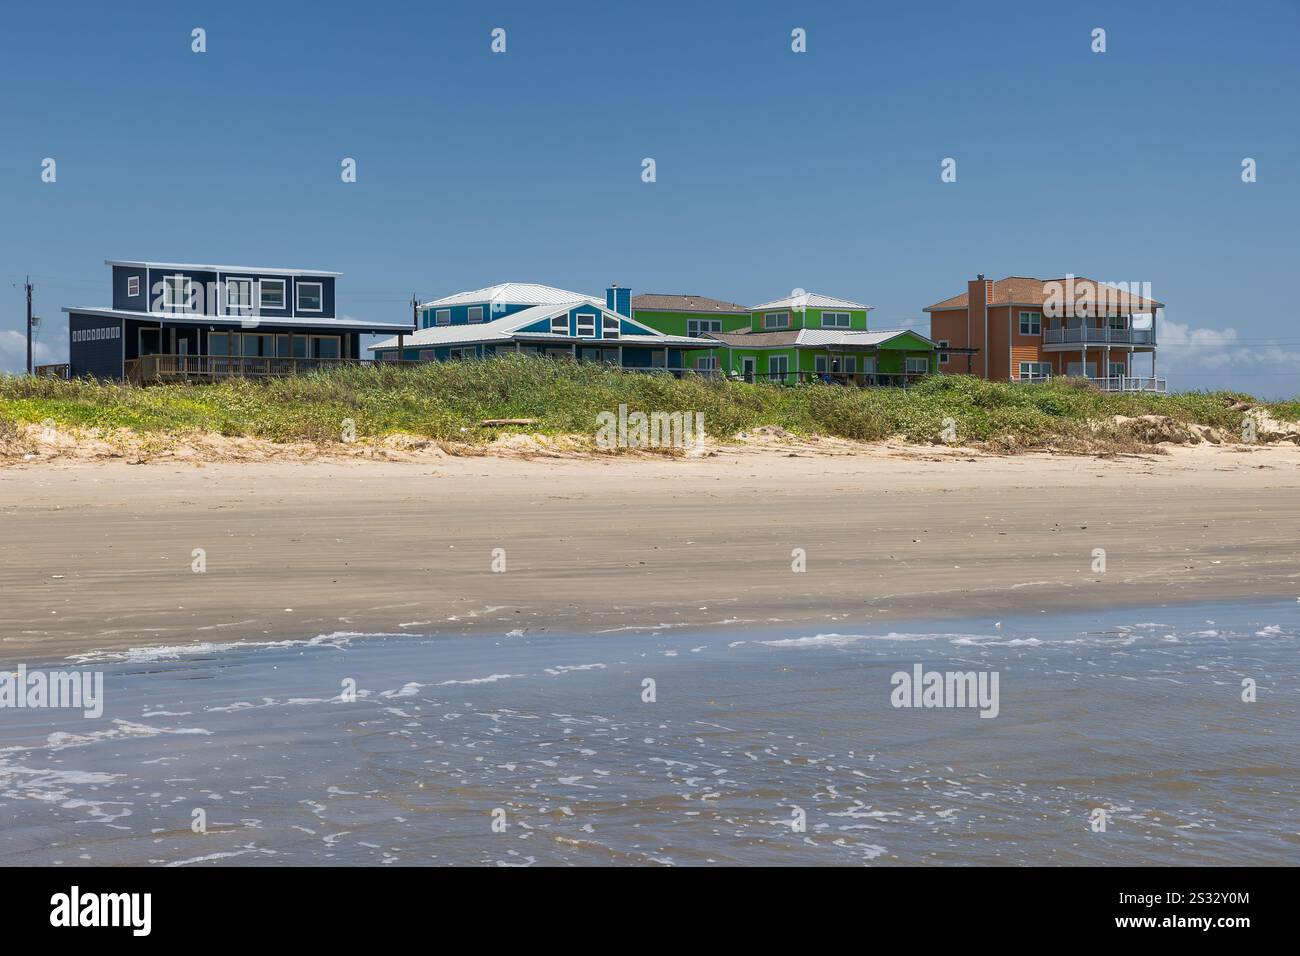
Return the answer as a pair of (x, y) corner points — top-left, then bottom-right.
(1, 601), (1297, 866)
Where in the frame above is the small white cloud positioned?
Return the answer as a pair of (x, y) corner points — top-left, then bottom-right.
(0, 329), (57, 374)
(1158, 320), (1300, 375)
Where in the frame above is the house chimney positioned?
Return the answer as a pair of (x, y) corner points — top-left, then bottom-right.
(606, 284), (631, 317)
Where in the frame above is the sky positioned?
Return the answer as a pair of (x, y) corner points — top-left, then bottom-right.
(2, 0), (1297, 395)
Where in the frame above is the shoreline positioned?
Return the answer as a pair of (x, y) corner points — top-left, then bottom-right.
(2, 441), (1298, 664)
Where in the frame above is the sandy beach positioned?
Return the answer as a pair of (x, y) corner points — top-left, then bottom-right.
(2, 440), (1299, 663)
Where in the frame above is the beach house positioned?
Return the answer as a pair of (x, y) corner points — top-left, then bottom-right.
(923, 275), (1165, 391)
(700, 291), (939, 385)
(62, 259), (415, 382)
(367, 283), (720, 373)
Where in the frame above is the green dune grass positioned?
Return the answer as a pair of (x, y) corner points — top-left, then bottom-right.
(0, 357), (1292, 448)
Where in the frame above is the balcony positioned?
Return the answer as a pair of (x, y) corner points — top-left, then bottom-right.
(1042, 326), (1155, 347)
(1013, 374), (1167, 394)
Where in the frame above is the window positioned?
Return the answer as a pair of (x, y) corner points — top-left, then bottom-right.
(226, 279), (253, 313)
(259, 278), (286, 310)
(768, 354), (789, 379)
(938, 339), (950, 364)
(1108, 315), (1126, 330)
(550, 315), (569, 334)
(763, 311), (790, 329)
(296, 281), (323, 312)
(311, 336), (340, 359)
(688, 319), (723, 337)
(163, 275), (189, 310)
(467, 306), (484, 323)
(576, 313), (596, 337)
(1019, 311), (1042, 335)
(602, 315), (620, 339)
(905, 357), (929, 375)
(695, 356), (718, 371)
(449, 347), (475, 360)
(843, 356), (856, 374)
(126, 275), (140, 297)
(1019, 361), (1052, 380)
(1108, 362), (1127, 377)
(815, 355), (828, 374)
(436, 309), (451, 326)
(821, 311), (850, 328)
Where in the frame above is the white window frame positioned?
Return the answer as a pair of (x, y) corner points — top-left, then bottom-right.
(763, 311), (790, 329)
(1019, 361), (1052, 380)
(449, 346), (475, 360)
(815, 354), (829, 373)
(467, 306), (485, 324)
(695, 355), (718, 371)
(1108, 361), (1128, 377)
(768, 354), (789, 378)
(435, 309), (451, 326)
(905, 357), (930, 375)
(688, 318), (723, 337)
(602, 315), (620, 339)
(938, 339), (950, 364)
(226, 278), (253, 313)
(259, 278), (287, 311)
(576, 313), (596, 337)
(1019, 311), (1042, 335)
(296, 280), (323, 313)
(550, 315), (569, 334)
(820, 311), (850, 328)
(126, 275), (140, 297)
(163, 274), (190, 311)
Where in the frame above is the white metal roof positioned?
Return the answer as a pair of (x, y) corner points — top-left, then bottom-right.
(796, 328), (930, 347)
(751, 291), (873, 312)
(369, 300), (719, 352)
(62, 306), (412, 333)
(421, 282), (603, 309)
(105, 260), (342, 277)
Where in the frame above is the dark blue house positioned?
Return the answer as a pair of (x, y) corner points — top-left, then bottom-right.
(63, 259), (414, 382)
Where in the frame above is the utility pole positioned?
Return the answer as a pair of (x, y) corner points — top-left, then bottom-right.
(25, 276), (34, 374)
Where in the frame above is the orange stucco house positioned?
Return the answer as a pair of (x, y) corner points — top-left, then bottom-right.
(924, 275), (1165, 392)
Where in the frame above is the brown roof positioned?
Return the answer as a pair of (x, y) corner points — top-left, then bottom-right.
(706, 330), (798, 347)
(631, 293), (750, 314)
(924, 276), (1164, 312)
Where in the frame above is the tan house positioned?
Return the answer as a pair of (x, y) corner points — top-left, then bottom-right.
(924, 275), (1165, 392)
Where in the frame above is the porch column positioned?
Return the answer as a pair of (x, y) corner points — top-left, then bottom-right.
(1105, 344), (1110, 384)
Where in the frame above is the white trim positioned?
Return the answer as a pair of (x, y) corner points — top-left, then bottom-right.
(435, 309), (451, 326)
(1018, 310), (1042, 335)
(225, 277), (254, 313)
(576, 313), (596, 337)
(105, 259), (340, 277)
(550, 315), (568, 334)
(602, 315), (620, 340)
(259, 277), (287, 311)
(763, 311), (790, 329)
(126, 275), (140, 297)
(937, 339), (950, 364)
(467, 305), (485, 323)
(295, 280), (324, 313)
(820, 311), (851, 328)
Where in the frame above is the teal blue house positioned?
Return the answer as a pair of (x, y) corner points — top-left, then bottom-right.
(369, 283), (719, 372)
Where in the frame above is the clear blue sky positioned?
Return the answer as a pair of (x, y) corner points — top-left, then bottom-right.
(2, 0), (1297, 395)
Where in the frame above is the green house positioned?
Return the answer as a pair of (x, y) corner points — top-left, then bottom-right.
(708, 291), (938, 385)
(628, 292), (750, 374)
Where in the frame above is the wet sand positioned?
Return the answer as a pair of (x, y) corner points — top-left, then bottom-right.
(2, 442), (1299, 663)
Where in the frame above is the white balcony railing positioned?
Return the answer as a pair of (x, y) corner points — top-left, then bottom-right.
(1042, 326), (1155, 346)
(1012, 373), (1167, 394)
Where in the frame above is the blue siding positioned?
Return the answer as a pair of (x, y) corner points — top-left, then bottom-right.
(418, 301), (535, 329)
(606, 286), (631, 317)
(111, 266), (148, 311)
(68, 312), (125, 379)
